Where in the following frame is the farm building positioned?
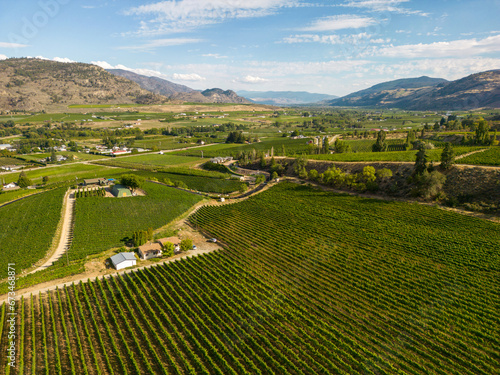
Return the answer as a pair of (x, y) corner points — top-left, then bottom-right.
(2, 182), (19, 191)
(138, 241), (163, 260)
(111, 184), (132, 197)
(110, 252), (137, 270)
(83, 178), (108, 186)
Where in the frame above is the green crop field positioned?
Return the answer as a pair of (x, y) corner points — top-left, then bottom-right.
(0, 189), (40, 206)
(458, 147), (500, 166)
(1, 182), (498, 373)
(308, 146), (480, 163)
(0, 188), (66, 278)
(105, 154), (203, 168)
(1, 163), (129, 185)
(69, 182), (203, 260)
(0, 157), (27, 167)
(172, 137), (311, 158)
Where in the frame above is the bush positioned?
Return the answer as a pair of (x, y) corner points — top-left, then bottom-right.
(162, 241), (175, 257)
(180, 238), (193, 252)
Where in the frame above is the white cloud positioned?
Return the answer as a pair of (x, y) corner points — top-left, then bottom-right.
(282, 32), (389, 46)
(172, 73), (206, 81)
(341, 0), (428, 16)
(123, 0), (300, 35)
(300, 15), (377, 32)
(117, 38), (201, 51)
(235, 75), (269, 83)
(0, 42), (29, 48)
(203, 53), (228, 59)
(53, 57), (76, 63)
(91, 61), (115, 69)
(375, 34), (500, 58)
(0, 54), (7, 60)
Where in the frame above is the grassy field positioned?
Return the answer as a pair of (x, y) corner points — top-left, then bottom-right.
(69, 181), (204, 260)
(2, 182), (498, 373)
(0, 188), (66, 278)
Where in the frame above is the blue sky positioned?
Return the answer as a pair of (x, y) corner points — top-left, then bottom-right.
(1, 0), (499, 96)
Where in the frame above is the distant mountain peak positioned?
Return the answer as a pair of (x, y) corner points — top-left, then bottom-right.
(326, 71), (500, 110)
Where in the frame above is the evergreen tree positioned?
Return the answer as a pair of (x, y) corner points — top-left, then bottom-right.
(372, 130), (388, 152)
(322, 136), (330, 154)
(440, 142), (455, 170)
(17, 171), (32, 188)
(414, 144), (429, 176)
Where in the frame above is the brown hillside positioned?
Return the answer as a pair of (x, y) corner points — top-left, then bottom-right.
(0, 58), (166, 111)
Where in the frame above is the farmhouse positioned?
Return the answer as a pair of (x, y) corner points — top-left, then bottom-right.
(110, 252), (136, 270)
(138, 241), (163, 260)
(2, 182), (19, 191)
(111, 184), (132, 197)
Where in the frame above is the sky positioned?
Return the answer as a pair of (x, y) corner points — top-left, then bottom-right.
(1, 0), (500, 96)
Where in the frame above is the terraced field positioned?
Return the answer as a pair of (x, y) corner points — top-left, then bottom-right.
(1, 182), (498, 374)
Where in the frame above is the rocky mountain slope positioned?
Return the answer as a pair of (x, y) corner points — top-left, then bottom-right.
(107, 69), (194, 96)
(0, 58), (165, 111)
(327, 71), (500, 110)
(107, 69), (251, 104)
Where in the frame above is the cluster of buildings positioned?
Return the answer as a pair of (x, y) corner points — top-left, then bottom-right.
(93, 145), (148, 156)
(109, 237), (182, 270)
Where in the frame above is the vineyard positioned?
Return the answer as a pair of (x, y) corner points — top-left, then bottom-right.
(0, 188), (66, 279)
(1, 182), (499, 374)
(69, 182), (203, 260)
(308, 146), (480, 163)
(458, 147), (500, 166)
(171, 138), (311, 158)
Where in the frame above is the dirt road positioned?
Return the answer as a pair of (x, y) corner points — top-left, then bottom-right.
(28, 189), (75, 274)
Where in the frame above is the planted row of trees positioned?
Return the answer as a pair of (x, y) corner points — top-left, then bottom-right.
(74, 187), (106, 198)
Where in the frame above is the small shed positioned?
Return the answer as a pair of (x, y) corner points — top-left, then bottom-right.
(110, 252), (136, 270)
(111, 184), (132, 198)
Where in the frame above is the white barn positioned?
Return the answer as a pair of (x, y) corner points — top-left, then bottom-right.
(110, 252), (137, 270)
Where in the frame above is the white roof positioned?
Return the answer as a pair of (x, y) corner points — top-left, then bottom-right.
(110, 252), (136, 266)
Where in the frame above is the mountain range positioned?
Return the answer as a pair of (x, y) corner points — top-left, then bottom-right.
(0, 58), (498, 111)
(326, 71), (500, 110)
(106, 69), (251, 104)
(237, 90), (338, 105)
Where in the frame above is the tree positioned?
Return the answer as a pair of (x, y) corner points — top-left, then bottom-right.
(372, 130), (388, 152)
(17, 171), (32, 188)
(50, 151), (57, 162)
(42, 176), (50, 185)
(254, 174), (266, 184)
(271, 171), (279, 180)
(293, 156), (308, 179)
(180, 238), (193, 252)
(120, 174), (144, 192)
(322, 136), (330, 154)
(474, 119), (490, 145)
(440, 142), (455, 170)
(361, 166), (376, 182)
(414, 144), (429, 176)
(162, 241), (175, 257)
(334, 139), (351, 153)
(414, 170), (446, 199)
